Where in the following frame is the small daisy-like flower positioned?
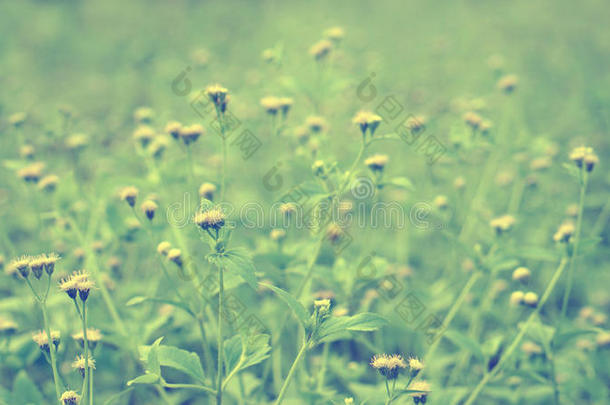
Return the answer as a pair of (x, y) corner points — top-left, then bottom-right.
(464, 111), (483, 129)
(59, 274), (79, 299)
(167, 249), (183, 267)
(32, 330), (61, 351)
(490, 214), (515, 234)
(260, 96), (282, 115)
(512, 267), (531, 282)
(157, 241), (172, 256)
(179, 124), (204, 145)
(41, 252), (60, 275)
(569, 146), (595, 169)
(69, 271), (95, 302)
(405, 115), (426, 134)
(584, 152), (599, 172)
(279, 202), (297, 217)
(120, 186), (139, 207)
(370, 354), (407, 380)
(309, 39), (333, 60)
(205, 84), (229, 111)
(305, 115), (328, 133)
(134, 106), (154, 124)
(270, 229), (286, 242)
(479, 120), (493, 135)
(60, 390), (81, 405)
(72, 354), (96, 377)
(497, 74), (518, 93)
(149, 136), (169, 159)
(409, 380), (431, 403)
(199, 182), (217, 200)
(165, 121), (183, 140)
(509, 290), (525, 306)
(407, 356), (424, 378)
(9, 255), (32, 279)
(65, 134), (89, 151)
(72, 328), (103, 350)
(17, 162), (45, 183)
(38, 174), (60, 192)
(324, 26), (345, 43)
(194, 208), (226, 231)
(523, 291), (539, 307)
(326, 223), (344, 244)
(141, 200), (158, 221)
(29, 254), (46, 279)
(433, 195), (449, 210)
(352, 111), (382, 136)
(553, 221), (575, 243)
(365, 154), (389, 172)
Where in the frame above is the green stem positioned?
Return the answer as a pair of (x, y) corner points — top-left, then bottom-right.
(464, 257), (568, 405)
(41, 303), (62, 403)
(274, 339), (308, 405)
(82, 303), (91, 404)
(560, 171), (588, 319)
(216, 264), (224, 405)
(197, 316), (216, 386)
(316, 342), (329, 392)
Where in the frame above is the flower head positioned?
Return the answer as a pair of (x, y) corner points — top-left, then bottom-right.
(464, 111), (483, 129)
(512, 267), (531, 282)
(157, 241), (172, 256)
(38, 174), (60, 192)
(17, 162), (44, 183)
(165, 121), (182, 140)
(309, 39), (333, 60)
(365, 154), (389, 172)
(490, 214), (515, 234)
(72, 328), (103, 350)
(370, 354), (407, 379)
(9, 255), (32, 279)
(72, 354), (96, 377)
(0, 317), (18, 336)
(199, 182), (217, 200)
(133, 126), (155, 147)
(306, 115), (327, 133)
(553, 221), (575, 243)
(497, 74), (518, 93)
(205, 84), (229, 111)
(60, 390), (81, 405)
(270, 228), (286, 242)
(167, 249), (183, 267)
(324, 26), (345, 43)
(179, 124), (204, 146)
(120, 186), (139, 207)
(141, 200), (158, 221)
(353, 111), (382, 136)
(194, 208), (226, 231)
(409, 380), (431, 403)
(32, 330), (60, 351)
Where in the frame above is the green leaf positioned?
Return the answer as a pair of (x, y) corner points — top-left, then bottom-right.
(383, 177), (415, 191)
(146, 337), (164, 376)
(218, 248), (258, 289)
(317, 313), (387, 342)
(139, 344), (206, 384)
(12, 371), (42, 405)
(260, 283), (309, 328)
(126, 373), (160, 386)
(240, 334), (271, 369)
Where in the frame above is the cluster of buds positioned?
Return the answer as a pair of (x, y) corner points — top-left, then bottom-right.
(370, 354), (407, 380)
(490, 214), (516, 235)
(7, 253), (60, 279)
(17, 162), (45, 183)
(205, 84), (229, 113)
(353, 111), (382, 138)
(59, 271), (95, 302)
(509, 290), (539, 307)
(179, 124), (205, 146)
(569, 146), (598, 172)
(260, 96), (293, 118)
(32, 330), (61, 353)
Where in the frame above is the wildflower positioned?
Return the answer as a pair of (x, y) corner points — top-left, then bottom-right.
(433, 195), (449, 210)
(134, 107), (154, 124)
(464, 111), (483, 130)
(32, 330), (60, 352)
(279, 203), (297, 217)
(9, 255), (31, 279)
(72, 328), (103, 350)
(569, 146), (598, 170)
(132, 126), (155, 147)
(165, 121), (182, 140)
(408, 380), (430, 404)
(314, 298), (331, 314)
(270, 229), (286, 242)
(20, 144), (35, 159)
(408, 356), (424, 378)
(365, 154), (389, 172)
(490, 214), (515, 234)
(120, 186), (138, 207)
(306, 115), (327, 133)
(512, 267), (531, 282)
(72, 354), (96, 378)
(596, 331), (610, 349)
(352, 111), (382, 136)
(198, 182), (217, 200)
(65, 134), (89, 151)
(0, 318), (17, 336)
(509, 290), (524, 306)
(60, 390), (81, 405)
(38, 174), (60, 192)
(29, 255), (46, 279)
(149, 136), (169, 159)
(497, 74), (518, 93)
(324, 26), (345, 43)
(370, 354), (406, 379)
(523, 291), (539, 307)
(58, 273), (79, 299)
(180, 124), (204, 145)
(553, 221), (575, 243)
(205, 84), (229, 112)
(17, 162), (44, 183)
(141, 200), (158, 221)
(309, 39), (333, 60)
(312, 160), (326, 177)
(405, 115), (426, 134)
(194, 208), (226, 231)
(584, 152), (599, 172)
(157, 241), (172, 256)
(326, 223), (344, 243)
(260, 96), (282, 115)
(344, 398), (354, 405)
(8, 112), (27, 127)
(167, 249), (183, 267)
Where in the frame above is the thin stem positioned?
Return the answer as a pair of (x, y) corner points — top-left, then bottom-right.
(41, 303), (62, 403)
(274, 339), (308, 405)
(561, 171), (588, 319)
(216, 264), (224, 405)
(89, 367), (94, 405)
(82, 303), (91, 404)
(196, 316), (216, 386)
(316, 342), (329, 391)
(464, 257), (568, 405)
